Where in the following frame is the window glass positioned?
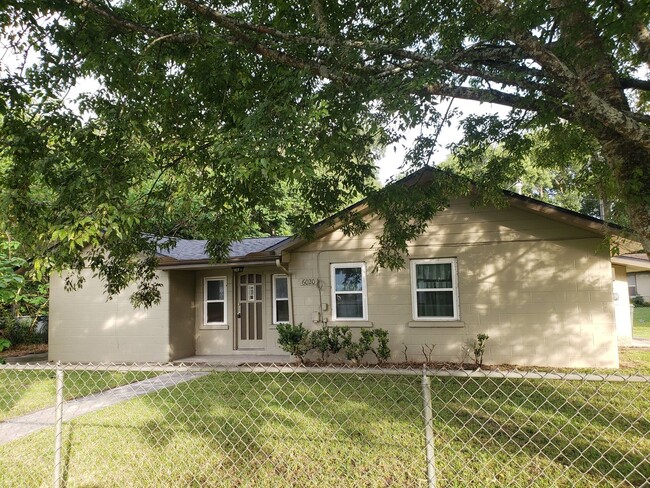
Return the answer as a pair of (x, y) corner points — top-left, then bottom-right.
(207, 280), (224, 300)
(411, 259), (458, 320)
(275, 277), (288, 299)
(331, 263), (367, 320)
(273, 275), (291, 324)
(335, 267), (362, 292)
(336, 294), (364, 318)
(207, 302), (225, 323)
(416, 263), (452, 289)
(275, 300), (290, 323)
(204, 278), (226, 325)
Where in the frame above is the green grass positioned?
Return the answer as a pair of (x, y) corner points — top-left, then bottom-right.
(633, 306), (650, 339)
(619, 347), (650, 374)
(0, 371), (648, 487)
(0, 370), (158, 422)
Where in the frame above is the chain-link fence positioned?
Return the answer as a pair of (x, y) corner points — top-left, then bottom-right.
(1, 362), (648, 487)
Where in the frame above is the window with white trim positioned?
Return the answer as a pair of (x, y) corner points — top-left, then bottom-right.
(273, 274), (291, 324)
(331, 263), (368, 320)
(204, 277), (227, 325)
(410, 259), (459, 320)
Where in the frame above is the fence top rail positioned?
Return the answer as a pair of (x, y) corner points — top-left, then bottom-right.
(1, 361), (649, 382)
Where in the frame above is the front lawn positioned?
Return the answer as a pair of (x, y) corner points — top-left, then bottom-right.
(633, 306), (650, 339)
(0, 369), (158, 422)
(619, 347), (650, 374)
(0, 370), (648, 487)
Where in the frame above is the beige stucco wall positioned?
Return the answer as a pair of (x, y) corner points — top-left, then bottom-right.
(168, 271), (196, 360)
(49, 269), (171, 362)
(287, 198), (619, 368)
(193, 267), (286, 356)
(612, 265), (633, 345)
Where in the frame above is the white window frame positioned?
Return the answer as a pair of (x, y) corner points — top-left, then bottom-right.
(410, 258), (459, 321)
(331, 262), (368, 321)
(272, 274), (292, 325)
(204, 277), (227, 326)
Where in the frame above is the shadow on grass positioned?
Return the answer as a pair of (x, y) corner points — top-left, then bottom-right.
(432, 376), (650, 486)
(49, 371), (649, 486)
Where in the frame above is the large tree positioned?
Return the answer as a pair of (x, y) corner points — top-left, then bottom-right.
(1, 0), (648, 304)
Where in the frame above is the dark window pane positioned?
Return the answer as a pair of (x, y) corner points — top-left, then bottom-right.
(255, 274), (262, 284)
(275, 277), (288, 299)
(256, 285), (262, 300)
(276, 300), (289, 322)
(240, 275), (248, 284)
(207, 280), (224, 300)
(248, 303), (255, 338)
(335, 267), (363, 292)
(336, 293), (363, 318)
(417, 291), (454, 317)
(256, 302), (263, 339)
(207, 302), (224, 323)
(240, 306), (247, 339)
(416, 263), (452, 289)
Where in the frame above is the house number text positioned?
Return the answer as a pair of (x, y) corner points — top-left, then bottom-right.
(301, 278), (318, 286)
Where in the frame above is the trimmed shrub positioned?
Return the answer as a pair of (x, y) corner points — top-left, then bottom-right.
(276, 323), (311, 363)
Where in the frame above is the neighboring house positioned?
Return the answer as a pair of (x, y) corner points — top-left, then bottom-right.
(612, 253), (650, 302)
(49, 169), (637, 367)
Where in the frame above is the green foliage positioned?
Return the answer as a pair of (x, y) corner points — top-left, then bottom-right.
(1, 0), (649, 305)
(341, 331), (370, 364)
(310, 326), (348, 362)
(0, 239), (25, 303)
(631, 295), (648, 307)
(276, 323), (311, 363)
(0, 313), (47, 346)
(360, 329), (391, 365)
(0, 338), (10, 352)
(0, 235), (49, 317)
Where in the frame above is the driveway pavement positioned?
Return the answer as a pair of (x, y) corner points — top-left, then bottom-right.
(0, 371), (207, 446)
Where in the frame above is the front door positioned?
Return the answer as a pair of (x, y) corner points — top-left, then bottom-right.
(238, 273), (264, 349)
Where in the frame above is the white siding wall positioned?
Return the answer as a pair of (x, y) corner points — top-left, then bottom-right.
(49, 269), (170, 362)
(288, 198), (619, 368)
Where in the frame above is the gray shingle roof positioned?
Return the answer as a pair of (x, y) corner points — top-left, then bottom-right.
(157, 236), (289, 261)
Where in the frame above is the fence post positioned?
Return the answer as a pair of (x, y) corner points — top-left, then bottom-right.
(53, 362), (64, 488)
(421, 366), (436, 488)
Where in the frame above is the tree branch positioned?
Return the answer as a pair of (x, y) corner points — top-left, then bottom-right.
(620, 77), (650, 91)
(69, 0), (199, 43)
(475, 0), (650, 154)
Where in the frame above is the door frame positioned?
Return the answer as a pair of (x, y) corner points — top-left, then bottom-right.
(235, 271), (266, 350)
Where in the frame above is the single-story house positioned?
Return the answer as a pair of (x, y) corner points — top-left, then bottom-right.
(49, 169), (638, 367)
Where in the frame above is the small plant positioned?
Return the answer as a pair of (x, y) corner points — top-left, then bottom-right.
(341, 329), (369, 364)
(402, 343), (409, 362)
(276, 323), (311, 363)
(310, 327), (331, 362)
(0, 338), (10, 364)
(360, 329), (391, 365)
(310, 326), (348, 362)
(471, 333), (489, 369)
(631, 295), (647, 307)
(422, 344), (436, 365)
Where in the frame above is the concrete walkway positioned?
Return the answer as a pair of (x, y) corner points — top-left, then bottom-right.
(630, 337), (650, 348)
(175, 354), (292, 365)
(0, 371), (208, 446)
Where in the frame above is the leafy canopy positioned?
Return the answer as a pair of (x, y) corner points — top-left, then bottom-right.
(1, 0), (649, 305)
